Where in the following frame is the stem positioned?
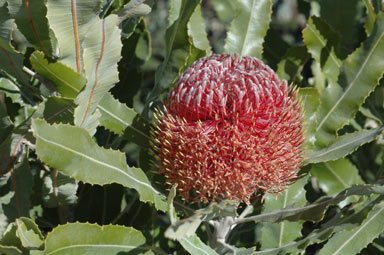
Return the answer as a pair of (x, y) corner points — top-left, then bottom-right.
(22, 66), (56, 94)
(238, 204), (254, 220)
(210, 216), (236, 253)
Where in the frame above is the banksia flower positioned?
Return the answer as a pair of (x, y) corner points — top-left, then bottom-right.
(152, 54), (305, 203)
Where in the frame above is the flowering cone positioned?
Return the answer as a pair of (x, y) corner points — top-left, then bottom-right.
(152, 54), (305, 203)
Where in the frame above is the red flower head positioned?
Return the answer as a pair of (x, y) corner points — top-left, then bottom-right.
(152, 54), (305, 203)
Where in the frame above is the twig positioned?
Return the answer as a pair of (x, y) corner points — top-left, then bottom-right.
(22, 66), (57, 94)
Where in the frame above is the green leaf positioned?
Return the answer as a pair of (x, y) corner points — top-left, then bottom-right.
(315, 13), (384, 147)
(31, 118), (167, 212)
(2, 154), (33, 221)
(306, 127), (384, 164)
(224, 0), (272, 58)
(302, 16), (342, 84)
(15, 217), (44, 249)
(318, 201), (384, 255)
(0, 246), (22, 255)
(167, 185), (218, 255)
(234, 183), (384, 225)
(298, 88), (320, 148)
(0, 134), (25, 175)
(30, 51), (86, 99)
(165, 200), (237, 240)
(211, 0), (235, 23)
(0, 223), (21, 248)
(43, 97), (74, 124)
(43, 171), (78, 208)
(254, 196), (382, 255)
(0, 93), (13, 141)
(74, 14), (122, 130)
(276, 46), (309, 84)
(46, 0), (102, 72)
(146, 0), (206, 109)
(319, 0), (359, 48)
(7, 0), (54, 56)
(0, 2), (29, 86)
(123, 112), (150, 148)
(116, 0), (151, 22)
(0, 78), (23, 105)
(97, 93), (137, 136)
(187, 5), (211, 53)
(311, 158), (364, 207)
(167, 184), (178, 224)
(111, 18), (149, 107)
(262, 28), (289, 70)
(363, 0), (377, 36)
(255, 224), (350, 255)
(44, 223), (147, 255)
(180, 235), (218, 255)
(260, 176), (308, 249)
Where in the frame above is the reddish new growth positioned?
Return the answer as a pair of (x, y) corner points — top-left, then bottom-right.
(152, 54), (305, 203)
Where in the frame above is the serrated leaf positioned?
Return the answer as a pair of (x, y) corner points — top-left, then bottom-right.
(165, 200), (237, 240)
(262, 28), (289, 70)
(0, 134), (25, 175)
(0, 246), (22, 255)
(43, 171), (78, 208)
(7, 0), (54, 56)
(0, 2), (29, 86)
(123, 109), (150, 148)
(254, 196), (382, 255)
(30, 51), (86, 99)
(254, 221), (352, 255)
(31, 118), (167, 211)
(97, 93), (137, 136)
(260, 176), (308, 249)
(311, 158), (364, 207)
(234, 183), (384, 225)
(363, 0), (377, 36)
(180, 235), (218, 255)
(0, 223), (21, 248)
(319, 0), (359, 48)
(298, 88), (320, 148)
(224, 0), (272, 58)
(0, 78), (23, 105)
(146, 0), (205, 109)
(2, 154), (32, 221)
(43, 97), (74, 124)
(44, 223), (147, 255)
(211, 0), (235, 23)
(306, 127), (384, 164)
(15, 217), (43, 249)
(318, 201), (384, 255)
(167, 184), (218, 255)
(167, 184), (178, 224)
(302, 16), (342, 84)
(187, 5), (211, 53)
(46, 0), (102, 72)
(116, 0), (151, 22)
(276, 46), (309, 84)
(315, 13), (384, 147)
(111, 18), (148, 106)
(74, 14), (122, 130)
(0, 95), (13, 141)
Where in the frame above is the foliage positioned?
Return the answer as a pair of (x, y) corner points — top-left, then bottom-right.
(1, 0), (384, 254)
